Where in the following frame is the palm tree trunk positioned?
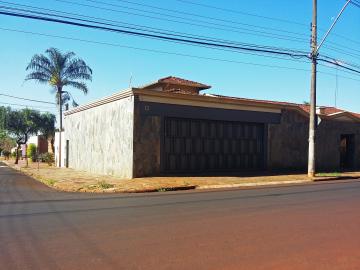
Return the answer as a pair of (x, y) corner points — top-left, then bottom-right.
(58, 87), (63, 167)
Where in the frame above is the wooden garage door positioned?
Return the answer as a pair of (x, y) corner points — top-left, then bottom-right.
(163, 117), (265, 173)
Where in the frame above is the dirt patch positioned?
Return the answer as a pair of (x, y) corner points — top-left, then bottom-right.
(3, 159), (360, 193)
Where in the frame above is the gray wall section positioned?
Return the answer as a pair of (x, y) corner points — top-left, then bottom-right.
(133, 100), (281, 177)
(267, 110), (309, 171)
(268, 109), (360, 172)
(65, 97), (360, 178)
(133, 102), (162, 177)
(64, 96), (134, 179)
(317, 120), (360, 171)
(139, 101), (281, 123)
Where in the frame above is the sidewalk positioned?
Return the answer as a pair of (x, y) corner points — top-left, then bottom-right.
(2, 159), (360, 193)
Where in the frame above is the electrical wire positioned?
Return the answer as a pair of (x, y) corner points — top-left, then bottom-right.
(5, 0), (357, 60)
(174, 0), (307, 27)
(85, 0), (308, 38)
(0, 9), (310, 59)
(50, 0), (360, 60)
(177, 0), (360, 47)
(0, 101), (56, 110)
(51, 0), (310, 44)
(0, 93), (56, 104)
(0, 3), (307, 54)
(0, 27), (310, 71)
(0, 1), (310, 55)
(2, 26), (360, 83)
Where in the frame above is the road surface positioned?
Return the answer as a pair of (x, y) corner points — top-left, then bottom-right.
(1, 162), (360, 270)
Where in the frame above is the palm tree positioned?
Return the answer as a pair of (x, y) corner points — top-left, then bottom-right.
(25, 48), (92, 167)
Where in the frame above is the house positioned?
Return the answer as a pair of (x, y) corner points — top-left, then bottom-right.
(59, 76), (360, 179)
(20, 135), (49, 157)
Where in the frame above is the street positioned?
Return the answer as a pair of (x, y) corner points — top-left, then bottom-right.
(1, 162), (360, 270)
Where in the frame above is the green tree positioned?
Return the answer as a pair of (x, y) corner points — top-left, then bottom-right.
(25, 48), (92, 166)
(0, 107), (15, 157)
(27, 143), (37, 162)
(0, 106), (10, 132)
(7, 108), (41, 165)
(0, 131), (15, 155)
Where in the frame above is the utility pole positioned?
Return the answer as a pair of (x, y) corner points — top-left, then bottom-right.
(307, 0), (351, 178)
(308, 0), (317, 178)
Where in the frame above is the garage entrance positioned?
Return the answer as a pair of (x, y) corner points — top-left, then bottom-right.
(163, 117), (265, 173)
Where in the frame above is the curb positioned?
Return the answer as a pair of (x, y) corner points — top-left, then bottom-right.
(197, 180), (311, 190)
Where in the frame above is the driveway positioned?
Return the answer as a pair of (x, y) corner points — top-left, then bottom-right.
(1, 162), (360, 269)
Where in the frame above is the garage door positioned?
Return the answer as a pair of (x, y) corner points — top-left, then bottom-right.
(163, 117), (265, 173)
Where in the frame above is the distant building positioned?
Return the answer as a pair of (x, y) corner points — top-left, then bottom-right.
(58, 76), (360, 178)
(20, 135), (49, 157)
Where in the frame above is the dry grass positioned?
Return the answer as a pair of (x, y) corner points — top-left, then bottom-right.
(3, 159), (360, 193)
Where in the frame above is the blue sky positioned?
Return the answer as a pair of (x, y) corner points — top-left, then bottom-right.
(0, 0), (359, 115)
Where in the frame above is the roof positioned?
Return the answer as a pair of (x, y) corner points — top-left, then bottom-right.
(64, 76), (360, 122)
(207, 94), (360, 121)
(141, 76), (211, 90)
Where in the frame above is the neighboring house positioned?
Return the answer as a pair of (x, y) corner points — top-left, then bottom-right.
(20, 135), (49, 157)
(58, 76), (360, 179)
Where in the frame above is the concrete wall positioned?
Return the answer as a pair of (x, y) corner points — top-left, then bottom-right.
(64, 96), (134, 178)
(317, 120), (360, 171)
(267, 110), (309, 171)
(268, 109), (360, 171)
(133, 103), (161, 177)
(55, 131), (66, 167)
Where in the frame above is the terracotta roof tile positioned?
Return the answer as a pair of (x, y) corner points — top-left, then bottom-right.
(208, 94), (360, 120)
(158, 76), (211, 89)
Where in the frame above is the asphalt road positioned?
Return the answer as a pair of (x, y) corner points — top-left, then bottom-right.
(1, 163), (360, 270)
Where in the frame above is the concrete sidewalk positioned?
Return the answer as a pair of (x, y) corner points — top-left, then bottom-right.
(3, 159), (360, 193)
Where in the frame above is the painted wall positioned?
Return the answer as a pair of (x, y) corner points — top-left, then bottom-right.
(55, 131), (66, 167)
(64, 96), (134, 178)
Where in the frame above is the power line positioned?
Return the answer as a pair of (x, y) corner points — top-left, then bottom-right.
(1, 8), (360, 77)
(0, 7), (311, 64)
(350, 0), (360, 8)
(0, 93), (56, 104)
(51, 0), (310, 44)
(7, 0), (357, 60)
(318, 58), (360, 75)
(49, 0), (360, 59)
(0, 101), (56, 110)
(2, 26), (360, 83)
(177, 0), (360, 47)
(1, 4), (359, 80)
(175, 0), (307, 27)
(0, 3), (307, 55)
(0, 27), (310, 71)
(86, 0), (308, 38)
(0, 0), (306, 53)
(0, 9), (310, 59)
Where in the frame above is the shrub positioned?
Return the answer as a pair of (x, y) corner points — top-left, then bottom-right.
(98, 181), (114, 189)
(39, 152), (55, 166)
(27, 144), (37, 162)
(2, 150), (10, 160)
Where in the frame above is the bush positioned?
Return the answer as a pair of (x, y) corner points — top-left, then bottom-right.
(39, 152), (55, 166)
(2, 150), (10, 159)
(27, 144), (37, 162)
